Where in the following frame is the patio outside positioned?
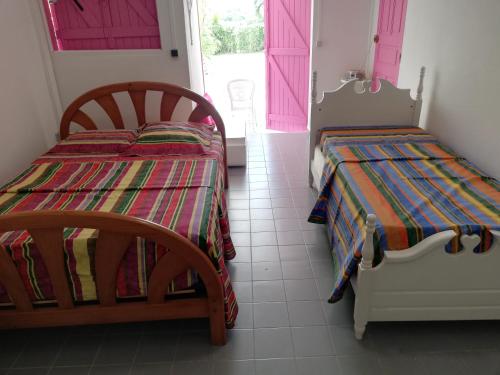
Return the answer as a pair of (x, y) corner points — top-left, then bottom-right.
(199, 0), (268, 137)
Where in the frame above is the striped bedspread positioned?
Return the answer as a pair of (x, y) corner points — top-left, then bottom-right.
(0, 134), (237, 326)
(309, 126), (500, 302)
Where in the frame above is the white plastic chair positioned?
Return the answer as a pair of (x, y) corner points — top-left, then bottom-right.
(227, 79), (256, 129)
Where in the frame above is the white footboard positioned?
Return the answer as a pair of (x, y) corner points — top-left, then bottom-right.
(353, 214), (500, 340)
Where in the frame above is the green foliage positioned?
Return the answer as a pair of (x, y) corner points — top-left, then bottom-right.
(200, 27), (218, 57)
(200, 4), (264, 57)
(237, 23), (264, 53)
(211, 16), (238, 54)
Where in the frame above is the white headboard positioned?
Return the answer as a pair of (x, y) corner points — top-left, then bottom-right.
(308, 67), (425, 162)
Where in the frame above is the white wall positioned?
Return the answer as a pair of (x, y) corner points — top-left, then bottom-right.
(398, 0), (500, 179)
(47, 0), (193, 132)
(0, 1), (59, 183)
(311, 0), (373, 94)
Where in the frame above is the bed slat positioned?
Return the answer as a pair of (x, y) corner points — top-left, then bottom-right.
(95, 232), (134, 306)
(147, 251), (189, 304)
(95, 94), (125, 129)
(160, 92), (181, 121)
(72, 110), (98, 131)
(128, 90), (147, 126)
(0, 246), (33, 312)
(29, 229), (74, 309)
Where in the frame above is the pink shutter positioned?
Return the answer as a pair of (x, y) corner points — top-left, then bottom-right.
(43, 0), (161, 51)
(104, 0), (161, 49)
(265, 0), (311, 132)
(49, 0), (107, 50)
(372, 0), (408, 86)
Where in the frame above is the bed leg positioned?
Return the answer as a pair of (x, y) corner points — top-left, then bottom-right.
(353, 214), (376, 340)
(208, 297), (226, 345)
(354, 322), (367, 340)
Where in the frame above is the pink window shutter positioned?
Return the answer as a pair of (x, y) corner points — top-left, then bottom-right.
(105, 0), (161, 50)
(43, 0), (161, 51)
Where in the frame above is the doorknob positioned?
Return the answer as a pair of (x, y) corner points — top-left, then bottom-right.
(373, 34), (379, 43)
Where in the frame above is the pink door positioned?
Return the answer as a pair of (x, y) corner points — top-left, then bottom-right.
(265, 0), (311, 132)
(372, 0), (408, 86)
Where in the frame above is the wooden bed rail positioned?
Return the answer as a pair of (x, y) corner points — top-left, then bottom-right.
(59, 81), (228, 188)
(0, 211), (226, 345)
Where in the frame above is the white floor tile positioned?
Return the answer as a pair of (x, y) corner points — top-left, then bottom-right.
(252, 280), (286, 302)
(252, 246), (280, 262)
(281, 261), (314, 280)
(287, 301), (326, 326)
(291, 326), (335, 357)
(253, 302), (290, 328)
(254, 328), (294, 359)
(283, 279), (319, 301)
(252, 262), (283, 281)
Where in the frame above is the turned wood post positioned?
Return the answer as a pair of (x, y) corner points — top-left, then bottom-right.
(311, 71), (318, 104)
(354, 214), (377, 340)
(360, 214), (377, 270)
(412, 66), (425, 126)
(416, 66), (425, 101)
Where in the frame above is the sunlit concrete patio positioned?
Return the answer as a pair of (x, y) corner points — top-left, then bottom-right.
(203, 52), (267, 138)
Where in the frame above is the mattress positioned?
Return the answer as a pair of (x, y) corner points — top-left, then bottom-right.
(308, 126), (500, 302)
(0, 126), (238, 327)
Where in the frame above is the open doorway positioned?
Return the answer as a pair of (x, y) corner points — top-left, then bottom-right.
(198, 0), (265, 136)
(196, 0), (311, 135)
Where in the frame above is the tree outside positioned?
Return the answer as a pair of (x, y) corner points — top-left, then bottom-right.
(199, 0), (264, 57)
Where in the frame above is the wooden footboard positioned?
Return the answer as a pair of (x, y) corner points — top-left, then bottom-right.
(0, 211), (226, 345)
(353, 214), (500, 340)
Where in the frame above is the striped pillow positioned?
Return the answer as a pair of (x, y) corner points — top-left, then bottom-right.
(49, 130), (137, 154)
(127, 121), (214, 156)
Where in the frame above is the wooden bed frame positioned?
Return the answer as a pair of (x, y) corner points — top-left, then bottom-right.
(0, 82), (231, 344)
(309, 68), (500, 340)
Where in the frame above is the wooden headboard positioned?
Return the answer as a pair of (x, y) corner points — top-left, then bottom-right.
(59, 81), (228, 187)
(308, 67), (426, 161)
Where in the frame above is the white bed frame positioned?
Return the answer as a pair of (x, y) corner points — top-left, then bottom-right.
(308, 68), (500, 340)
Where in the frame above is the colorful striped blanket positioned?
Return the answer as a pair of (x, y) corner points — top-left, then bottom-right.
(309, 126), (500, 302)
(0, 133), (237, 327)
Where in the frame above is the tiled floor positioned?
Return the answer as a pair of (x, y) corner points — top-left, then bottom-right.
(2, 133), (500, 375)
